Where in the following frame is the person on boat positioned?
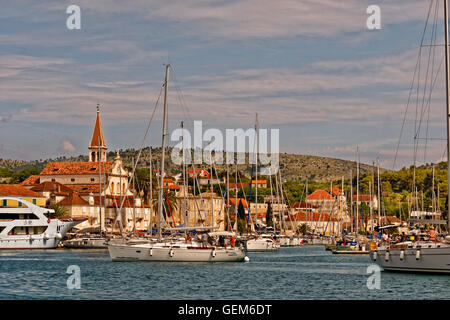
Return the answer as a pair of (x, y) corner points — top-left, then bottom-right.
(218, 236), (225, 248)
(400, 232), (407, 242)
(429, 226), (436, 242)
(382, 232), (390, 244)
(185, 233), (192, 243)
(230, 235), (235, 247)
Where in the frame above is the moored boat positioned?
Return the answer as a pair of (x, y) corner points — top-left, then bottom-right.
(0, 197), (86, 249)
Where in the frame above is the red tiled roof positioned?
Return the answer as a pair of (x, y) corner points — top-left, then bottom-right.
(252, 180), (267, 184)
(69, 184), (105, 194)
(226, 182), (250, 189)
(0, 184), (45, 198)
(330, 186), (343, 196)
(291, 202), (319, 209)
(165, 185), (180, 190)
(287, 212), (338, 222)
(30, 181), (73, 193)
(227, 198), (248, 207)
(306, 190), (333, 200)
(20, 175), (40, 186)
(58, 192), (89, 206)
(40, 162), (113, 176)
(187, 169), (210, 179)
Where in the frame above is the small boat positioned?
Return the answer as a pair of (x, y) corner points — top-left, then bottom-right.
(245, 234), (278, 252)
(63, 236), (107, 249)
(0, 197), (86, 249)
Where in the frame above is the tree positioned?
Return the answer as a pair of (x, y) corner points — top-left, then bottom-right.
(237, 200), (247, 233)
(48, 204), (69, 218)
(297, 223), (310, 235)
(266, 202), (273, 227)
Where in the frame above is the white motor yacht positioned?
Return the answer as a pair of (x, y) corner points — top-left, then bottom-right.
(0, 197), (86, 249)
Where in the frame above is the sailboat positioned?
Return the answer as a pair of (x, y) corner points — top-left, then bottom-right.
(107, 64), (248, 262)
(369, 0), (450, 273)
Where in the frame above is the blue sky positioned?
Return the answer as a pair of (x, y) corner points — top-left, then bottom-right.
(0, 0), (447, 169)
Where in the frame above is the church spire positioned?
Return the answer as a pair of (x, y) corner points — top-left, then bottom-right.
(89, 104), (107, 162)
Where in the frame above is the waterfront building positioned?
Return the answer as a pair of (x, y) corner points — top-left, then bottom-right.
(286, 211), (340, 235)
(0, 184), (47, 207)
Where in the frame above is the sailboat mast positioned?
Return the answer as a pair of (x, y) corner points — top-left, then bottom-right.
(444, 0), (450, 232)
(158, 64), (170, 241)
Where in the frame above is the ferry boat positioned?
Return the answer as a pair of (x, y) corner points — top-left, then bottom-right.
(0, 197), (86, 249)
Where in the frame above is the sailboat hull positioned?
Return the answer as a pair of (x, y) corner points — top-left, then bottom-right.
(108, 244), (247, 262)
(370, 245), (450, 273)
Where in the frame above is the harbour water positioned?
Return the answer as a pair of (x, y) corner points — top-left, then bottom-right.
(1, 245), (449, 300)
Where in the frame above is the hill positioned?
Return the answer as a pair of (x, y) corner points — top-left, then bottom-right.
(0, 147), (380, 183)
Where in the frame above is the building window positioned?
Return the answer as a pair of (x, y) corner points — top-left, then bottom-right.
(32, 199), (37, 205)
(51, 179), (55, 182)
(91, 178), (95, 182)
(71, 178), (75, 182)
(111, 182), (115, 194)
(2, 199), (6, 207)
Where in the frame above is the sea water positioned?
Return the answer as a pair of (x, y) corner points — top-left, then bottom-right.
(1, 245), (449, 300)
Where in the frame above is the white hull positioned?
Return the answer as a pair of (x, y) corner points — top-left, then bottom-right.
(245, 238), (278, 252)
(63, 238), (107, 249)
(108, 243), (247, 262)
(0, 197), (85, 250)
(370, 242), (450, 273)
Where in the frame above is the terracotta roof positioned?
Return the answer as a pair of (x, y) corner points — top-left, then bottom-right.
(291, 202), (319, 209)
(226, 182), (250, 189)
(40, 162), (113, 176)
(252, 180), (267, 184)
(330, 186), (344, 196)
(227, 198), (248, 208)
(165, 185), (180, 190)
(69, 184), (105, 194)
(0, 184), (45, 198)
(93, 195), (148, 208)
(30, 181), (73, 193)
(58, 192), (89, 206)
(163, 178), (173, 182)
(89, 108), (106, 148)
(287, 212), (338, 222)
(187, 169), (210, 179)
(20, 175), (40, 186)
(306, 190), (333, 200)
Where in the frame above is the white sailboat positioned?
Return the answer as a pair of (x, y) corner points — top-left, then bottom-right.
(0, 197), (85, 249)
(108, 64), (248, 262)
(370, 0), (450, 273)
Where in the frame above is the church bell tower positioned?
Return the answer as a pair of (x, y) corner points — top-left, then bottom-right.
(89, 104), (107, 162)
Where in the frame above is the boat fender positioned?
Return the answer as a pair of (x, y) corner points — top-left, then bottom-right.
(29, 235), (33, 241)
(43, 233), (49, 240)
(212, 249), (216, 258)
(400, 250), (405, 261)
(55, 233), (62, 240)
(169, 249), (174, 257)
(373, 251), (377, 261)
(385, 251), (390, 261)
(149, 248), (153, 256)
(244, 256), (250, 263)
(47, 218), (51, 224)
(416, 250), (421, 260)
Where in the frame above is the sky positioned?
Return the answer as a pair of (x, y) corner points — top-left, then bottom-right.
(0, 0), (448, 170)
